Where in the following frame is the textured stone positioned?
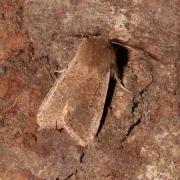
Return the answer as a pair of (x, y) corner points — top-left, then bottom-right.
(0, 0), (179, 179)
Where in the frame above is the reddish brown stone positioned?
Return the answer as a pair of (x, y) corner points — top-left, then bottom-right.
(0, 0), (179, 179)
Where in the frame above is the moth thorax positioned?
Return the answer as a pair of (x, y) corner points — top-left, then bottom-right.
(76, 37), (116, 73)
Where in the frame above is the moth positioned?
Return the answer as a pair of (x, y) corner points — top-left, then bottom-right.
(37, 36), (128, 146)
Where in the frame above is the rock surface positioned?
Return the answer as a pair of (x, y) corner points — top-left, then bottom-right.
(0, 0), (179, 179)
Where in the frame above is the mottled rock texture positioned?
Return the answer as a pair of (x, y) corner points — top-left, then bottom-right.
(0, 0), (179, 179)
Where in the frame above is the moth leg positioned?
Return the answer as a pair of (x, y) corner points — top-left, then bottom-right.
(114, 72), (132, 94)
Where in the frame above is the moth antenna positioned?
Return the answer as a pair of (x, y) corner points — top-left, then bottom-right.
(111, 41), (163, 65)
(114, 72), (132, 94)
(111, 41), (138, 53)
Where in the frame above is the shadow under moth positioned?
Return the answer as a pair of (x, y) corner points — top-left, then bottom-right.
(37, 36), (128, 146)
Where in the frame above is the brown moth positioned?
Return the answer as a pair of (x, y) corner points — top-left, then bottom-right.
(37, 37), (118, 146)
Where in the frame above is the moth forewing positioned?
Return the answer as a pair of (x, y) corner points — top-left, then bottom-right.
(37, 57), (78, 130)
(37, 37), (116, 146)
(61, 69), (111, 146)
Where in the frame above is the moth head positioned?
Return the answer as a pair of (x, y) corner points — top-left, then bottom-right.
(75, 37), (116, 73)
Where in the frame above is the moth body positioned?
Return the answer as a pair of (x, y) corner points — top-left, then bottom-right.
(37, 37), (116, 146)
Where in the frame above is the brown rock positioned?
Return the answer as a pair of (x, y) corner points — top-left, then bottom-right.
(0, 0), (179, 179)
